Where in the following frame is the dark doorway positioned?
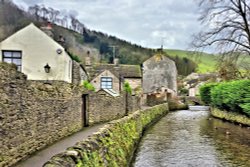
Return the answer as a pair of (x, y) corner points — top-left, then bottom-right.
(82, 94), (89, 127)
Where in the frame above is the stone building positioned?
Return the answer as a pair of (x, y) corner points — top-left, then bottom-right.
(184, 72), (218, 96)
(142, 53), (178, 105)
(0, 23), (87, 84)
(85, 62), (142, 94)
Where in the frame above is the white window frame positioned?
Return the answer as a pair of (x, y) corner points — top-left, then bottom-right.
(2, 50), (22, 71)
(101, 77), (113, 89)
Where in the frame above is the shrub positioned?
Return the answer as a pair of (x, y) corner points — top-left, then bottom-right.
(210, 80), (250, 116)
(200, 80), (250, 116)
(199, 83), (218, 105)
(82, 81), (95, 91)
(123, 82), (132, 94)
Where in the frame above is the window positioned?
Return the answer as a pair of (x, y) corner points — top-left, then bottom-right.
(2, 51), (22, 71)
(101, 77), (112, 89)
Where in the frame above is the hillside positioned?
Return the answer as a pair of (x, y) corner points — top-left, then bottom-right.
(166, 49), (218, 73)
(0, 1), (198, 76)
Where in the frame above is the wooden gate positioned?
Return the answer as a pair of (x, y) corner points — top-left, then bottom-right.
(82, 94), (89, 127)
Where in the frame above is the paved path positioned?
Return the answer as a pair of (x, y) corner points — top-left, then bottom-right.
(14, 124), (106, 167)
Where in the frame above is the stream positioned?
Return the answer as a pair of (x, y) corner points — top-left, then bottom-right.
(132, 107), (250, 167)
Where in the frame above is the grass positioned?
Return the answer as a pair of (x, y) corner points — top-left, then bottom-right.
(165, 49), (217, 73)
(165, 49), (250, 74)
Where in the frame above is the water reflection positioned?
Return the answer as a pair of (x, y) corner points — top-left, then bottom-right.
(132, 110), (250, 167)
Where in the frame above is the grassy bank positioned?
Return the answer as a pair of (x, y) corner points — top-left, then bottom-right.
(211, 108), (250, 126)
(165, 49), (217, 73)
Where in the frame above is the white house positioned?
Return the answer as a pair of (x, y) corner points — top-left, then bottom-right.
(0, 23), (81, 83)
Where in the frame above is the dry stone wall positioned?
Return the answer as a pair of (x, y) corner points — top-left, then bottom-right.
(0, 63), (83, 167)
(88, 92), (140, 125)
(44, 103), (169, 167)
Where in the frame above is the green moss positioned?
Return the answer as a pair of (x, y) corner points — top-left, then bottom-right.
(211, 108), (250, 126)
(73, 104), (168, 167)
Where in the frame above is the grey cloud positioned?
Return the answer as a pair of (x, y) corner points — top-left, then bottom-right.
(21, 0), (44, 5)
(14, 0), (201, 49)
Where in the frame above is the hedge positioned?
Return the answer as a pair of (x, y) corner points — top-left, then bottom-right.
(199, 83), (218, 105)
(200, 80), (250, 116)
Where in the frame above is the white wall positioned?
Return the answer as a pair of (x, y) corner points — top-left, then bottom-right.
(0, 23), (72, 83)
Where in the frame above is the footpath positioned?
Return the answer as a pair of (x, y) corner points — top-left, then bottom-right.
(14, 123), (106, 167)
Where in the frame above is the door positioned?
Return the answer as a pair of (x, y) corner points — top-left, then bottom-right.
(82, 94), (89, 127)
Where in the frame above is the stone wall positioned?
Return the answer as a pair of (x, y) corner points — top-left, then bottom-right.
(0, 63), (84, 167)
(44, 103), (169, 167)
(88, 92), (125, 125)
(72, 61), (88, 85)
(124, 78), (141, 90)
(88, 92), (140, 125)
(211, 108), (250, 126)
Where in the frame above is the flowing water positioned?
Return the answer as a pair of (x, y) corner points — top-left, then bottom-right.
(132, 107), (250, 167)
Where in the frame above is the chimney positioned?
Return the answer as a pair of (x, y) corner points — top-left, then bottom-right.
(41, 22), (54, 38)
(47, 22), (52, 29)
(85, 51), (91, 66)
(114, 58), (119, 66)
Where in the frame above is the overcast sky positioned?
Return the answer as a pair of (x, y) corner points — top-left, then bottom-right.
(13, 0), (202, 50)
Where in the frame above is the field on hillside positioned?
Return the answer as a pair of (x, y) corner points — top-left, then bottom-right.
(166, 49), (218, 73)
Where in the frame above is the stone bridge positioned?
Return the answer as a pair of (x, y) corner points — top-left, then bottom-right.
(179, 96), (203, 105)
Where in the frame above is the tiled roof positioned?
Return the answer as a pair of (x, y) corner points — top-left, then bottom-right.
(86, 64), (142, 80)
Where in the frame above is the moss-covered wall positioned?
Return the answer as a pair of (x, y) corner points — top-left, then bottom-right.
(211, 108), (250, 126)
(44, 103), (169, 167)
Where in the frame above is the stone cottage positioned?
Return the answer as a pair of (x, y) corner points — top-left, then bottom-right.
(85, 59), (142, 94)
(184, 72), (218, 96)
(0, 23), (87, 84)
(142, 53), (177, 105)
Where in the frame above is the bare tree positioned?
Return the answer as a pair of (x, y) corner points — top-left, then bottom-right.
(40, 5), (49, 21)
(28, 4), (40, 21)
(192, 0), (250, 55)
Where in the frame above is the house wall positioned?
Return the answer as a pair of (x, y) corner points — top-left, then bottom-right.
(0, 63), (83, 167)
(124, 78), (142, 90)
(72, 61), (88, 85)
(90, 70), (120, 93)
(189, 88), (196, 97)
(0, 23), (72, 83)
(143, 54), (178, 94)
(146, 93), (167, 106)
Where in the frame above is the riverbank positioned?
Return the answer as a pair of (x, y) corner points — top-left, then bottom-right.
(211, 108), (250, 127)
(44, 103), (169, 167)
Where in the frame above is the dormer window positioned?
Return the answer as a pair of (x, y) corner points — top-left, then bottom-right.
(101, 77), (112, 89)
(2, 50), (22, 71)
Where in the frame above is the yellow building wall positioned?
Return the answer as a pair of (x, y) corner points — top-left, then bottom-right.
(0, 23), (72, 83)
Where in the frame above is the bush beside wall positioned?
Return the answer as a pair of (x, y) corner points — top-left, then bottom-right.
(44, 103), (169, 167)
(199, 80), (250, 117)
(199, 83), (218, 105)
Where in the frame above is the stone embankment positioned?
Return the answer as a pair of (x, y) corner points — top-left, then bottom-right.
(211, 108), (250, 127)
(44, 103), (169, 167)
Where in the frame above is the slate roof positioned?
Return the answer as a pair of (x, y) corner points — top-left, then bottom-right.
(86, 64), (142, 80)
